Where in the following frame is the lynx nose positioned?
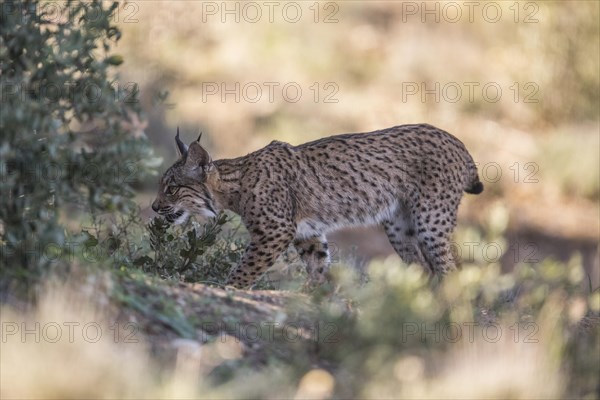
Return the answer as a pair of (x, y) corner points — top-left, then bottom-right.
(151, 200), (159, 212)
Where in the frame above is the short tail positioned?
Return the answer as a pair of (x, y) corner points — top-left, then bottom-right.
(464, 158), (484, 194)
(465, 179), (484, 194)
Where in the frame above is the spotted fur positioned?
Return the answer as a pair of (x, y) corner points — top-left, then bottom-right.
(152, 124), (483, 288)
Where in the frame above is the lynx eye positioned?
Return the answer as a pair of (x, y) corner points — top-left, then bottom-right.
(166, 186), (179, 195)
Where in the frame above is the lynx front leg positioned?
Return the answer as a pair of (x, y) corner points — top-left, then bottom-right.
(227, 220), (296, 288)
(294, 235), (330, 288)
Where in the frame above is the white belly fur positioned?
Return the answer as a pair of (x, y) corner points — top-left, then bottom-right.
(295, 201), (398, 239)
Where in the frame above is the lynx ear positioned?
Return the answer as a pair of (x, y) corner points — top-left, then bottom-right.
(175, 127), (188, 158)
(186, 141), (212, 168)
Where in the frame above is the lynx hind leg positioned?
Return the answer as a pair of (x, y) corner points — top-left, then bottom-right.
(294, 235), (330, 287)
(382, 206), (430, 273)
(412, 197), (460, 275)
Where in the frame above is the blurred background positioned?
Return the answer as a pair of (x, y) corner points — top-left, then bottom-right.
(2, 2), (599, 398)
(115, 1), (599, 285)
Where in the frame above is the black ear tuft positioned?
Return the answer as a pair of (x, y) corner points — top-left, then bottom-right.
(196, 132), (203, 143)
(175, 127), (188, 157)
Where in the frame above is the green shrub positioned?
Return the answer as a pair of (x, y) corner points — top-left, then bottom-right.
(0, 0), (158, 293)
(136, 213), (241, 284)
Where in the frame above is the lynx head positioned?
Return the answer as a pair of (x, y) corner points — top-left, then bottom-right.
(152, 129), (219, 224)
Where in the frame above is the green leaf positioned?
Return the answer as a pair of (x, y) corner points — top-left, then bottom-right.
(105, 55), (123, 65)
(82, 230), (99, 248)
(133, 256), (153, 266)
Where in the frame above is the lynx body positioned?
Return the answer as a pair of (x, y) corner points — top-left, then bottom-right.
(152, 124), (483, 288)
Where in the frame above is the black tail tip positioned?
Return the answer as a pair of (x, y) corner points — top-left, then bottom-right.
(465, 181), (484, 195)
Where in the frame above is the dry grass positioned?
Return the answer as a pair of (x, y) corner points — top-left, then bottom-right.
(2, 256), (597, 399)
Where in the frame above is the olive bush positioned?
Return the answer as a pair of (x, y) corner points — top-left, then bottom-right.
(0, 0), (158, 292)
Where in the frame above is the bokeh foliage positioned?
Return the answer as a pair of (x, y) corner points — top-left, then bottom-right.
(2, 239), (598, 398)
(0, 0), (158, 291)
